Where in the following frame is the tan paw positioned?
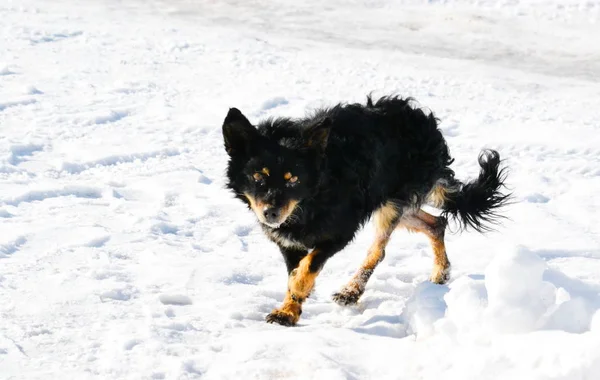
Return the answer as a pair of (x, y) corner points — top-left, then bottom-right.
(332, 287), (362, 306)
(265, 309), (300, 326)
(430, 264), (450, 284)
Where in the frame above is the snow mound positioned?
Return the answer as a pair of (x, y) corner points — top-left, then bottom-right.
(591, 310), (600, 334)
(439, 246), (600, 338)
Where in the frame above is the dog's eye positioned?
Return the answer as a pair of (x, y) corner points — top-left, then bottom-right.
(284, 172), (299, 185)
(253, 172), (263, 182)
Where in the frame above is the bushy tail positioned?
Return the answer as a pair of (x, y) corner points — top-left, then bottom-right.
(434, 149), (511, 232)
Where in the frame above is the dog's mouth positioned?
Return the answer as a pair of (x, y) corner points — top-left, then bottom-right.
(244, 193), (298, 228)
(263, 221), (283, 229)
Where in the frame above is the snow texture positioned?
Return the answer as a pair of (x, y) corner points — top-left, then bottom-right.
(1, 0), (600, 379)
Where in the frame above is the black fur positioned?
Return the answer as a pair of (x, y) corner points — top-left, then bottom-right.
(441, 150), (510, 232)
(223, 94), (509, 299)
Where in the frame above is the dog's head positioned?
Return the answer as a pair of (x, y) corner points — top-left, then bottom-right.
(222, 108), (330, 228)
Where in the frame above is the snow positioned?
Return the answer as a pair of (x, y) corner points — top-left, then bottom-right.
(1, 0), (600, 378)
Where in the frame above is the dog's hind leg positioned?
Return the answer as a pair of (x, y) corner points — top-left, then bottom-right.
(332, 201), (401, 306)
(399, 210), (450, 284)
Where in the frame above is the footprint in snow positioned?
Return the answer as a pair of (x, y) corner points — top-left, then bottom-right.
(0, 236), (27, 258)
(163, 192), (179, 207)
(233, 224), (253, 237)
(25, 86), (43, 95)
(0, 98), (37, 112)
(123, 339), (142, 351)
(198, 173), (212, 184)
(182, 360), (204, 376)
(0, 209), (13, 218)
(151, 222), (179, 235)
(92, 269), (129, 282)
(4, 186), (103, 206)
(89, 110), (130, 125)
(191, 243), (214, 252)
(222, 272), (263, 286)
(29, 31), (83, 44)
(85, 236), (110, 248)
(8, 143), (45, 165)
(164, 308), (176, 318)
(0, 66), (15, 76)
(158, 294), (193, 306)
(525, 193), (550, 203)
(100, 286), (137, 301)
(26, 328), (51, 337)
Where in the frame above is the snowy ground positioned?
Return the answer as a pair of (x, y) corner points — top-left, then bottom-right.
(2, 0), (600, 378)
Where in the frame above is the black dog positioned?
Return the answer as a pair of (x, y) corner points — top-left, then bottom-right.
(223, 95), (509, 326)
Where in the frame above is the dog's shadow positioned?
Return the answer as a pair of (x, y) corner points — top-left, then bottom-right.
(348, 281), (450, 339)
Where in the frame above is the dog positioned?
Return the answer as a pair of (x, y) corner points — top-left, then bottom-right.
(222, 95), (509, 326)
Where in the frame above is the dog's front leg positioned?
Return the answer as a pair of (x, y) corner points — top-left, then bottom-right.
(266, 244), (340, 326)
(279, 246), (308, 275)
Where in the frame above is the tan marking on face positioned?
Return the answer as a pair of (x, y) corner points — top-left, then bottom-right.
(244, 192), (269, 224)
(261, 167), (270, 176)
(278, 199), (299, 224)
(253, 172), (263, 181)
(244, 193), (298, 226)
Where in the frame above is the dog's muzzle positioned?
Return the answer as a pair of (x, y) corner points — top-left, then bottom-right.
(263, 206), (282, 226)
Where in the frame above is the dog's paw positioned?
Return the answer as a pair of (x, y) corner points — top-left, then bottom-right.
(265, 309), (298, 326)
(430, 264), (450, 284)
(332, 289), (361, 306)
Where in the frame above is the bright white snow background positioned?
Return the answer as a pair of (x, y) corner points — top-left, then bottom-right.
(2, 0), (600, 379)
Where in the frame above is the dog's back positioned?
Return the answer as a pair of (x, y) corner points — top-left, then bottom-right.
(259, 96), (455, 222)
(327, 96), (454, 210)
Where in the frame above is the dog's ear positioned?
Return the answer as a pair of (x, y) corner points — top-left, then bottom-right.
(223, 108), (258, 156)
(304, 117), (331, 154)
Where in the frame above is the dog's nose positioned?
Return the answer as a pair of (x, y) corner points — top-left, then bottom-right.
(263, 207), (281, 224)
